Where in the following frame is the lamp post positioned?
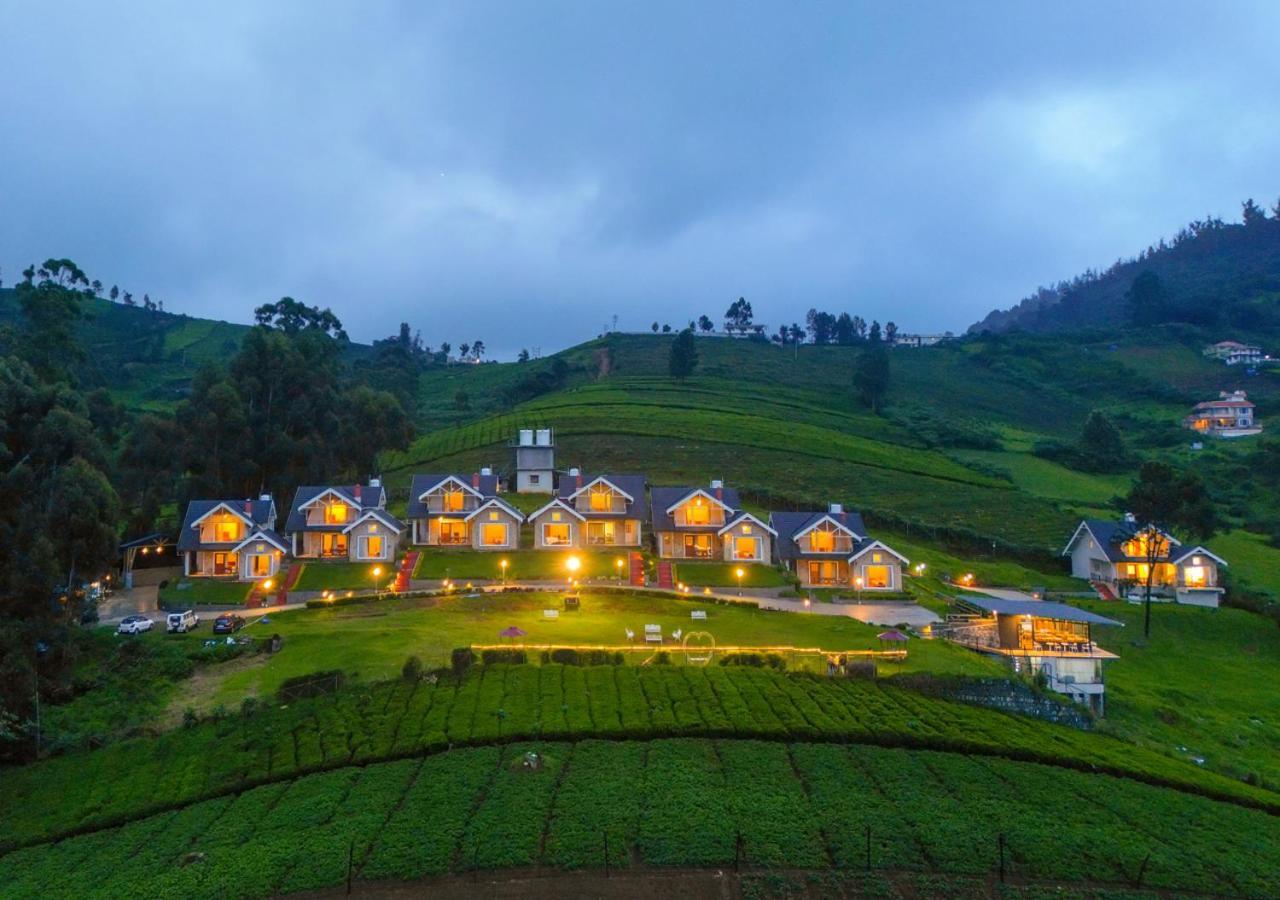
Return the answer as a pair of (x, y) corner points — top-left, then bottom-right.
(500, 558), (508, 586)
(615, 557), (625, 583)
(735, 567), (745, 596)
(855, 575), (863, 603)
(566, 555), (581, 592)
(372, 565), (383, 594)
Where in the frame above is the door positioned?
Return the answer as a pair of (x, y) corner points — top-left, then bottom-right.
(683, 534), (713, 558)
(321, 533), (348, 557)
(213, 552), (236, 576)
(807, 561), (838, 585)
(250, 554), (272, 577)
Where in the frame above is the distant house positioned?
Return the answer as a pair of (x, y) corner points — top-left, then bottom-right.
(406, 470), (523, 550)
(942, 595), (1120, 715)
(1063, 516), (1227, 607)
(1182, 390), (1260, 437)
(177, 494), (287, 581)
(528, 470), (647, 549)
(1203, 340), (1264, 366)
(650, 480), (774, 561)
(285, 479), (403, 562)
(770, 504), (908, 590)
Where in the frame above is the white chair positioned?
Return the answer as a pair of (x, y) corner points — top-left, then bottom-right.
(625, 628), (635, 642)
(543, 608), (559, 620)
(691, 610), (708, 620)
(672, 629), (682, 641)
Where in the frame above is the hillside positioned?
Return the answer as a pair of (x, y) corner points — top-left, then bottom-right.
(971, 203), (1280, 335)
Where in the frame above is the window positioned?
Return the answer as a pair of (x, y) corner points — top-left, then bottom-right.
(809, 525), (835, 552)
(251, 555), (271, 576)
(871, 552), (882, 563)
(683, 534), (713, 558)
(590, 485), (612, 512)
(551, 511), (562, 522)
(864, 565), (890, 589)
(362, 535), (384, 558)
(321, 533), (348, 556)
(369, 523), (379, 534)
(324, 502), (349, 525)
(529, 474), (540, 485)
(685, 500), (710, 526)
(734, 537), (757, 560)
(212, 552), (236, 575)
(1183, 565), (1207, 588)
(439, 520), (467, 544)
(481, 523), (507, 546)
(443, 488), (465, 512)
(587, 521), (616, 545)
(543, 523), (571, 546)
(741, 524), (752, 535)
(808, 561), (838, 584)
(213, 519), (240, 542)
(488, 511), (499, 521)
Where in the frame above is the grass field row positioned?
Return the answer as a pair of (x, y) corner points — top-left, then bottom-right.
(2, 664), (1273, 850)
(2, 739), (1277, 898)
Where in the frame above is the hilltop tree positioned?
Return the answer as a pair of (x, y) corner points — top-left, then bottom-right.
(698, 314), (714, 333)
(868, 320), (882, 344)
(90, 280), (102, 297)
(1122, 461), (1217, 638)
(471, 340), (485, 361)
(123, 292), (135, 306)
(1242, 198), (1268, 228)
(651, 322), (659, 333)
(14, 262), (88, 383)
(806, 308), (836, 345)
(253, 297), (348, 340)
(459, 343), (470, 360)
(833, 313), (856, 345)
(109, 285), (119, 302)
(668, 328), (699, 380)
(724, 297), (753, 334)
(1125, 270), (1170, 327)
(517, 348), (530, 363)
(1076, 410), (1129, 473)
(884, 321), (898, 344)
(852, 343), (890, 413)
(661, 323), (672, 333)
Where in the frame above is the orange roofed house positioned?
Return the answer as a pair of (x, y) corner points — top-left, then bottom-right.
(1183, 390), (1260, 438)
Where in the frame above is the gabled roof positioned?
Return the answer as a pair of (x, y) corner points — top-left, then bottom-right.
(177, 498), (276, 551)
(231, 529), (290, 553)
(960, 595), (1122, 627)
(717, 512), (777, 537)
(406, 473), (499, 518)
(1064, 519), (1181, 563)
(650, 485), (741, 532)
(848, 539), (909, 565)
(769, 509), (869, 561)
(462, 497), (525, 523)
(557, 473), (649, 519)
(1169, 545), (1228, 567)
(286, 484), (386, 532)
(528, 498), (586, 522)
(341, 508), (406, 534)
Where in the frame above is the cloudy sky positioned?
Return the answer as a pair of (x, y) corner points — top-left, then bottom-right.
(3, 2), (1278, 355)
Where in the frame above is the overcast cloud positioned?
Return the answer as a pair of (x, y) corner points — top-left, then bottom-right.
(3, 1), (1279, 355)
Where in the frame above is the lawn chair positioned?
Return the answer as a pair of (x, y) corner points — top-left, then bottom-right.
(671, 628), (682, 642)
(691, 610), (708, 621)
(625, 627), (635, 642)
(644, 624), (662, 644)
(543, 608), (560, 620)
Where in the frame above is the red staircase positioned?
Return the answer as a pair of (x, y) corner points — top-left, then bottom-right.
(275, 563), (303, 605)
(629, 552), (646, 587)
(656, 561), (675, 590)
(1091, 580), (1118, 601)
(394, 552), (420, 592)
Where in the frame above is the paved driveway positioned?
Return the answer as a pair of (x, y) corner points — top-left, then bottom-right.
(97, 585), (159, 624)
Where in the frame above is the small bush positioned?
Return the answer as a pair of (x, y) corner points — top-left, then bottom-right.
(451, 647), (475, 676)
(401, 655), (423, 681)
(182, 708), (198, 729)
(481, 648), (527, 665)
(652, 651), (670, 665)
(549, 648), (580, 665)
(845, 660), (877, 680)
(719, 652), (786, 671)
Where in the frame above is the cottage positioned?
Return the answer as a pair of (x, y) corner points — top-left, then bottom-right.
(1063, 517), (1227, 607)
(177, 495), (286, 581)
(1183, 390), (1260, 437)
(528, 470), (647, 549)
(406, 471), (523, 550)
(770, 504), (908, 590)
(285, 479), (404, 562)
(650, 481), (774, 561)
(943, 595), (1120, 715)
(1203, 340), (1264, 366)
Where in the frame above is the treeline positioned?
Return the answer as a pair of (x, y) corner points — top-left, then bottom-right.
(658, 297), (902, 347)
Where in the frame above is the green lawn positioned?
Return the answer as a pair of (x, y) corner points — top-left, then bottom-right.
(203, 590), (1001, 704)
(1212, 530), (1280, 597)
(949, 449), (1132, 506)
(158, 578), (249, 607)
(292, 561), (399, 592)
(881, 532), (1082, 592)
(672, 561), (790, 588)
(413, 548), (634, 582)
(1088, 601), (1280, 789)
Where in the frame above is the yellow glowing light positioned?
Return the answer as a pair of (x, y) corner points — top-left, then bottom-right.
(566, 556), (581, 573)
(372, 566), (383, 578)
(500, 558), (508, 568)
(615, 558), (624, 569)
(263, 579), (274, 590)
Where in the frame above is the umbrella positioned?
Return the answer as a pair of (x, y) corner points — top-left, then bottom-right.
(499, 625), (527, 639)
(876, 629), (909, 642)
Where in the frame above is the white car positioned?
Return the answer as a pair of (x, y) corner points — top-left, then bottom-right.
(167, 610), (200, 633)
(117, 615), (154, 635)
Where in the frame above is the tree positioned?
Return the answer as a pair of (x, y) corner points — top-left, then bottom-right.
(90, 280), (102, 297)
(697, 315), (714, 333)
(852, 344), (890, 413)
(253, 297), (347, 339)
(471, 340), (485, 361)
(668, 328), (699, 380)
(15, 261), (89, 383)
(851, 315), (867, 340)
(1242, 198), (1268, 228)
(123, 292), (135, 306)
(109, 285), (119, 302)
(459, 342), (470, 360)
(651, 322), (659, 333)
(337, 386), (413, 477)
(1126, 270), (1170, 326)
(806, 309), (836, 345)
(787, 323), (804, 345)
(661, 323), (672, 333)
(1122, 461), (1217, 638)
(1075, 410), (1128, 473)
(724, 297), (754, 334)
(884, 321), (898, 344)
(833, 313), (855, 345)
(868, 320), (882, 344)
(517, 348), (530, 363)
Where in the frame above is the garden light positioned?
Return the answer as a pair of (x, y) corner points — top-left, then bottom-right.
(735, 566), (745, 595)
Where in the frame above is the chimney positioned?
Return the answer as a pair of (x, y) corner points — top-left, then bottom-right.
(260, 493), (271, 503)
(472, 472), (481, 489)
(576, 470), (583, 489)
(369, 477), (381, 488)
(1123, 511), (1136, 524)
(711, 479), (724, 501)
(245, 499), (253, 516)
(829, 502), (843, 515)
(353, 484), (362, 504)
(480, 467), (493, 477)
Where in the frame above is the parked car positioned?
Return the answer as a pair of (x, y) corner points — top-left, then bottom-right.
(117, 615), (154, 635)
(166, 610), (200, 633)
(212, 614), (245, 634)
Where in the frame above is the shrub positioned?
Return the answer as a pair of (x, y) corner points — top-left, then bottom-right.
(480, 649), (527, 665)
(181, 708), (198, 729)
(720, 652), (786, 671)
(549, 648), (580, 665)
(653, 651), (670, 665)
(402, 655), (423, 681)
(845, 661), (877, 680)
(451, 647), (475, 676)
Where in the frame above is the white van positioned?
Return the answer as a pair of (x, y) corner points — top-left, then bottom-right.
(166, 610), (200, 633)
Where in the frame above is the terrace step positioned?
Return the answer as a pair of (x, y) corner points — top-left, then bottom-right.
(276, 563), (304, 605)
(1090, 580), (1118, 601)
(395, 552), (420, 592)
(629, 551), (646, 586)
(656, 561), (674, 589)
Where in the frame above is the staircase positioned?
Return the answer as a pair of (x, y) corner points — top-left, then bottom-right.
(394, 552), (420, 592)
(1090, 580), (1118, 601)
(275, 563), (303, 605)
(629, 552), (647, 587)
(656, 561), (675, 590)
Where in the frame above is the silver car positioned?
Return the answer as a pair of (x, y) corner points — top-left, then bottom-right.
(117, 615), (154, 635)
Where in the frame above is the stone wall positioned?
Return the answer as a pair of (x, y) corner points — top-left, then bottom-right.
(889, 674), (1094, 730)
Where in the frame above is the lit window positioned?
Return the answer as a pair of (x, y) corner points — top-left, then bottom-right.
(735, 537), (756, 559)
(685, 501), (710, 526)
(544, 523), (571, 546)
(872, 552), (882, 563)
(369, 523), (379, 534)
(864, 565), (890, 588)
(364, 535), (384, 558)
(482, 523), (506, 546)
(1184, 565), (1206, 588)
(590, 485), (611, 511)
(552, 511), (562, 522)
(810, 527), (834, 552)
(443, 489), (465, 512)
(214, 520), (240, 542)
(742, 525), (752, 535)
(489, 511), (499, 521)
(325, 503), (349, 525)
